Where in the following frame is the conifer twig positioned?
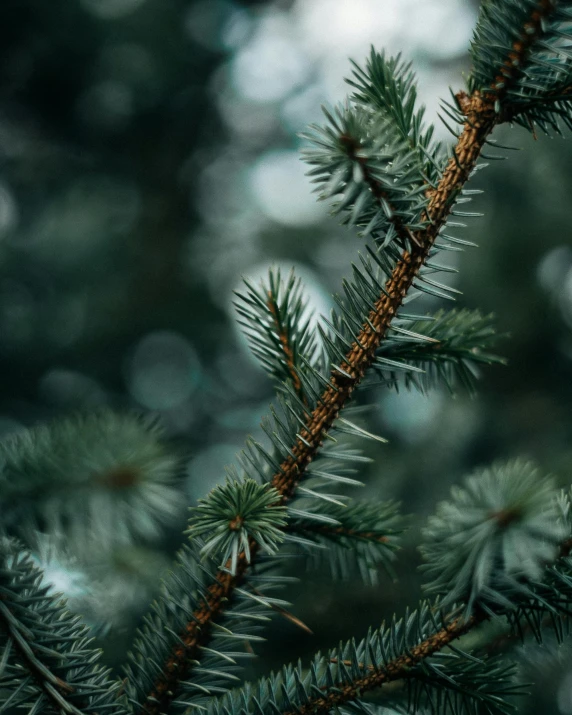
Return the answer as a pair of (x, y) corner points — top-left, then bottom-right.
(290, 538), (572, 715)
(338, 133), (421, 246)
(0, 540), (124, 715)
(285, 614), (480, 715)
(265, 290), (305, 400)
(271, 90), (497, 502)
(287, 522), (390, 544)
(135, 3), (561, 712)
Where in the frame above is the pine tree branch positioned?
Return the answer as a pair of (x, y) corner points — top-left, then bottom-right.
(285, 499), (403, 583)
(337, 133), (420, 246)
(0, 596), (71, 707)
(265, 285), (305, 401)
(504, 81), (572, 126)
(235, 268), (320, 403)
(211, 537), (572, 715)
(135, 94), (495, 715)
(288, 522), (390, 544)
(0, 538), (124, 715)
(279, 614), (480, 715)
(0, 599), (81, 715)
(137, 556), (249, 715)
(131, 4), (561, 712)
(490, 0), (556, 106)
(271, 91), (496, 503)
(376, 309), (505, 395)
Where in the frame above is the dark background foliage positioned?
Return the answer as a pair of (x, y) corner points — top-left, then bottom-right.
(1, 1), (572, 712)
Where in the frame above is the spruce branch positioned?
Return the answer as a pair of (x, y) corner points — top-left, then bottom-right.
(205, 467), (572, 715)
(127, 99), (493, 714)
(286, 499), (404, 583)
(205, 605), (521, 715)
(235, 268), (319, 403)
(374, 309), (506, 395)
(0, 411), (181, 553)
(0, 537), (125, 715)
(124, 4), (566, 713)
(302, 102), (428, 250)
(347, 49), (445, 184)
(469, 0), (572, 132)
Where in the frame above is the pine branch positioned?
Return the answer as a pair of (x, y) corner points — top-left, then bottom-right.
(206, 467), (572, 715)
(469, 0), (572, 133)
(0, 411), (181, 554)
(206, 605), (522, 715)
(273, 92), (497, 502)
(347, 49), (445, 185)
(337, 127), (422, 246)
(124, 4), (565, 713)
(0, 537), (125, 715)
(277, 614), (479, 715)
(302, 102), (429, 250)
(286, 499), (404, 583)
(374, 309), (505, 395)
(128, 102), (493, 715)
(235, 268), (319, 402)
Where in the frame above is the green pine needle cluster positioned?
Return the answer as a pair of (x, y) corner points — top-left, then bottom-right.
(301, 50), (440, 252)
(0, 411), (181, 552)
(286, 498), (404, 583)
(234, 267), (319, 399)
(469, 0), (572, 132)
(374, 308), (506, 395)
(188, 480), (287, 572)
(0, 537), (124, 715)
(421, 459), (570, 614)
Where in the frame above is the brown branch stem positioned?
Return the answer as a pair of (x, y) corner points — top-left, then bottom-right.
(266, 291), (305, 399)
(285, 613), (481, 715)
(295, 538), (572, 715)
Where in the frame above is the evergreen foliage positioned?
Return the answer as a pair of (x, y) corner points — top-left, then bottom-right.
(2, 2), (572, 715)
(421, 459), (570, 614)
(0, 537), (124, 715)
(0, 412), (181, 553)
(374, 309), (505, 394)
(286, 497), (404, 583)
(188, 480), (287, 572)
(235, 268), (320, 400)
(469, 0), (572, 131)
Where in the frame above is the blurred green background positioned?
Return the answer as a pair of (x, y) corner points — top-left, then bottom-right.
(1, 0), (572, 712)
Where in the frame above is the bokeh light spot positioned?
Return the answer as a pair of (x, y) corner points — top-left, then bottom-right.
(231, 12), (308, 102)
(248, 150), (325, 227)
(126, 331), (200, 410)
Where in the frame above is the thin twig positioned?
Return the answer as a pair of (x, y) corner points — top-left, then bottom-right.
(266, 290), (305, 400)
(283, 614), (481, 715)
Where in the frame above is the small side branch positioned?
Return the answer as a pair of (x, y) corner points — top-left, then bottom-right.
(282, 615), (480, 715)
(0, 541), (123, 715)
(266, 290), (305, 400)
